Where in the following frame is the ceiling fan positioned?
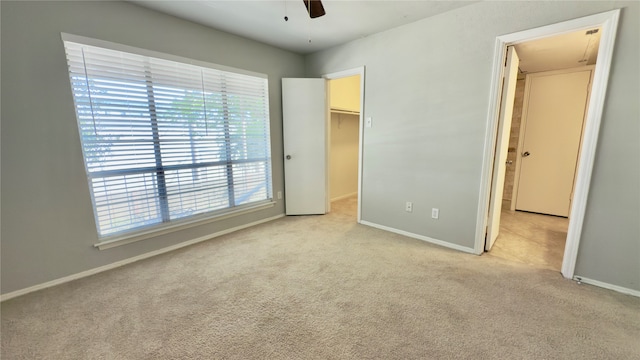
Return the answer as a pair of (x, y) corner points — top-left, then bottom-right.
(302, 0), (326, 18)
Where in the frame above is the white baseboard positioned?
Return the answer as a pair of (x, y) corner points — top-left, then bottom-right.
(331, 192), (358, 202)
(0, 214), (285, 302)
(574, 276), (640, 298)
(359, 220), (476, 254)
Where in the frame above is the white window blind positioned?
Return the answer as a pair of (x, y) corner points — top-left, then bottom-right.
(63, 39), (272, 238)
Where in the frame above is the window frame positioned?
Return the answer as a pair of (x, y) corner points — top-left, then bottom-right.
(61, 33), (276, 249)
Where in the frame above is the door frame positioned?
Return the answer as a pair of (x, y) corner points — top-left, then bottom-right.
(475, 9), (620, 280)
(323, 66), (366, 223)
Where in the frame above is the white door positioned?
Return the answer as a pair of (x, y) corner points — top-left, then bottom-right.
(282, 78), (327, 215)
(486, 46), (520, 251)
(515, 69), (591, 217)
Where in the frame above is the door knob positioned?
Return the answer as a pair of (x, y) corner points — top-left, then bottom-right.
(286, 155), (292, 160)
(522, 151), (530, 157)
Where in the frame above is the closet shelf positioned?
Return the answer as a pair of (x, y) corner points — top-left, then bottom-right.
(330, 108), (360, 115)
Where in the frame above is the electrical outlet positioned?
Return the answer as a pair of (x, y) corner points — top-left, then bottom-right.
(405, 201), (413, 213)
(277, 191), (282, 200)
(431, 208), (439, 219)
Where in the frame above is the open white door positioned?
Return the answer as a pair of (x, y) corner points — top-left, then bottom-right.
(485, 46), (520, 251)
(282, 78), (327, 215)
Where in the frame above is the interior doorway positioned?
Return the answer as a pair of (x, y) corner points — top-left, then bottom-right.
(491, 60), (595, 270)
(488, 32), (599, 270)
(328, 75), (360, 215)
(281, 68), (364, 219)
(324, 68), (365, 222)
(490, 66), (596, 271)
(476, 10), (620, 280)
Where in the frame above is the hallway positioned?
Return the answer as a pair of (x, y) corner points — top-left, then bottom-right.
(487, 203), (569, 271)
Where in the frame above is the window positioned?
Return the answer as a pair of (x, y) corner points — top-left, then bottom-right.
(63, 36), (272, 238)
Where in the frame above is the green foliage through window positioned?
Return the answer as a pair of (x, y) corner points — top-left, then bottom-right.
(64, 40), (272, 237)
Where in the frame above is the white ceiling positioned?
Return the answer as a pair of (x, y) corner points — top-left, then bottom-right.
(515, 27), (601, 74)
(131, 0), (477, 54)
(131, 1), (601, 72)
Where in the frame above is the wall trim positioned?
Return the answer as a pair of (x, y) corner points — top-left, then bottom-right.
(575, 276), (640, 298)
(360, 220), (476, 254)
(0, 214), (285, 302)
(476, 10), (621, 277)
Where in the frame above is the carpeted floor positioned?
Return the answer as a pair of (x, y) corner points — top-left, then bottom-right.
(2, 197), (639, 359)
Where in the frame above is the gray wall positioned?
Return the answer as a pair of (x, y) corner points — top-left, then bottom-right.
(306, 1), (639, 290)
(1, 1), (305, 294)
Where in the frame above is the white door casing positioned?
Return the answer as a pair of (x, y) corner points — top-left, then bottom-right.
(282, 78), (327, 215)
(515, 69), (592, 217)
(485, 46), (520, 251)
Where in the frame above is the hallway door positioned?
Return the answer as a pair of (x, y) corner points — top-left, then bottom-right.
(515, 69), (591, 217)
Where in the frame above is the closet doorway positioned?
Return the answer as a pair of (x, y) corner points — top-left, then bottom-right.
(325, 68), (364, 221)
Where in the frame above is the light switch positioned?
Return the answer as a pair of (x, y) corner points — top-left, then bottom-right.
(365, 117), (372, 128)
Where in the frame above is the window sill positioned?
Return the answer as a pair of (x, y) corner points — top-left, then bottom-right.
(94, 201), (277, 250)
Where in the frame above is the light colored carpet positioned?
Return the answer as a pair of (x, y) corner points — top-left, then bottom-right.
(2, 197), (639, 359)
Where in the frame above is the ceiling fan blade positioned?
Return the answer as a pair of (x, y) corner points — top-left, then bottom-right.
(302, 0), (326, 18)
